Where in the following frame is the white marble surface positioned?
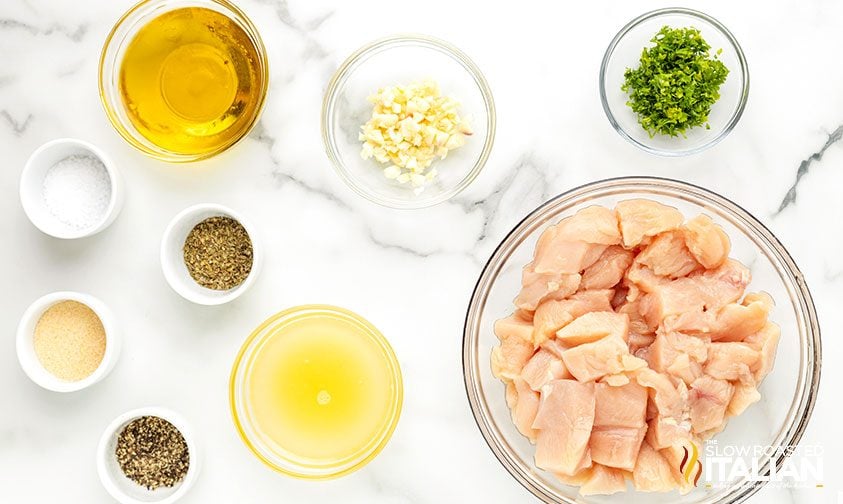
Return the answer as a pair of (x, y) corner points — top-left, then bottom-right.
(0, 0), (840, 502)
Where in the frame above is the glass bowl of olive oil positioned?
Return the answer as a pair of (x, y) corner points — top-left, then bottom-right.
(99, 0), (269, 162)
(230, 305), (403, 479)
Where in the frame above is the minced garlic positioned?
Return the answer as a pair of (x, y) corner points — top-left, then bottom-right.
(359, 80), (472, 189)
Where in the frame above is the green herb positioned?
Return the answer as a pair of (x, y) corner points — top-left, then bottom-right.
(622, 26), (729, 137)
(116, 416), (189, 490)
(183, 216), (253, 290)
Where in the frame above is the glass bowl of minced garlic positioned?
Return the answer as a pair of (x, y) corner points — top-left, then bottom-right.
(322, 34), (496, 209)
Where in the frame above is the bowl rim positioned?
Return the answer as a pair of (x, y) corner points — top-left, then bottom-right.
(98, 0), (270, 163)
(159, 203), (262, 305)
(20, 138), (123, 239)
(462, 176), (821, 503)
(599, 7), (750, 157)
(321, 33), (496, 209)
(16, 290), (121, 392)
(96, 406), (200, 504)
(228, 304), (404, 480)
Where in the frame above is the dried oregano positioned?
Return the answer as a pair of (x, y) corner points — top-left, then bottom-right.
(183, 216), (253, 290)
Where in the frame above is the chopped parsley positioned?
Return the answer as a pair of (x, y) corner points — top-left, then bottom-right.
(622, 26), (729, 137)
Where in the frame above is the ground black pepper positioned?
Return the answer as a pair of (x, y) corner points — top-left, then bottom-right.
(183, 216), (253, 290)
(116, 416), (190, 490)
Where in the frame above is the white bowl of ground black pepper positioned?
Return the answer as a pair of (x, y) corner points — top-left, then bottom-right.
(20, 138), (124, 239)
(160, 203), (261, 305)
(97, 407), (199, 504)
(16, 291), (120, 392)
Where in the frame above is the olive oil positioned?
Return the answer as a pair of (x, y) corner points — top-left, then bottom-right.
(245, 309), (401, 466)
(118, 7), (264, 156)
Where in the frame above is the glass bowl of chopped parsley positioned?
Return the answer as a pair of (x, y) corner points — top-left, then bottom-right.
(600, 8), (748, 156)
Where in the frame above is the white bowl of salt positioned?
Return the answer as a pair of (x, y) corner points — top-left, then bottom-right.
(20, 138), (124, 239)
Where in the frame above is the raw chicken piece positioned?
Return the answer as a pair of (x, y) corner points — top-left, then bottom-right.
(632, 442), (677, 492)
(511, 378), (540, 441)
(639, 260), (750, 328)
(555, 206), (623, 245)
(505, 381), (517, 409)
(590, 426), (647, 471)
(635, 231), (700, 278)
(562, 335), (646, 382)
(683, 214), (730, 269)
(521, 349), (571, 391)
(581, 246), (635, 290)
(533, 222), (609, 274)
(533, 380), (595, 475)
(744, 322), (781, 382)
(635, 368), (687, 419)
(709, 293), (773, 342)
(728, 383), (761, 416)
(540, 337), (567, 359)
(625, 263), (669, 295)
(594, 381), (648, 429)
(649, 330), (708, 374)
(494, 314), (533, 343)
(514, 263), (581, 311)
(689, 376), (734, 433)
(492, 314), (535, 380)
(580, 464), (628, 495)
(615, 199), (684, 248)
(704, 342), (759, 382)
(556, 312), (630, 346)
(646, 415), (692, 450)
(532, 290), (614, 346)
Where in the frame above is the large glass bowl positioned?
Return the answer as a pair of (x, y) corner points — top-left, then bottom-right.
(321, 34), (496, 209)
(463, 177), (821, 503)
(99, 0), (269, 162)
(599, 8), (749, 156)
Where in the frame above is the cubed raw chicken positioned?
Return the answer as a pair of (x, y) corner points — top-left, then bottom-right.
(532, 289), (614, 345)
(728, 383), (761, 416)
(682, 214), (731, 269)
(744, 322), (781, 382)
(704, 342), (759, 382)
(511, 378), (540, 441)
(495, 200), (780, 495)
(533, 380), (595, 475)
(581, 246), (635, 290)
(533, 223), (608, 274)
(594, 381), (648, 429)
(635, 231), (700, 278)
(491, 314), (535, 381)
(632, 442), (677, 492)
(521, 349), (571, 391)
(689, 375), (734, 434)
(590, 426), (647, 471)
(615, 199), (684, 248)
(556, 311), (630, 346)
(646, 415), (692, 450)
(580, 464), (628, 496)
(554, 206), (623, 245)
(639, 259), (750, 328)
(709, 292), (773, 342)
(514, 263), (581, 311)
(562, 335), (647, 382)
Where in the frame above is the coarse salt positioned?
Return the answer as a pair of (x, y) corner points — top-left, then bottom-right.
(42, 154), (112, 230)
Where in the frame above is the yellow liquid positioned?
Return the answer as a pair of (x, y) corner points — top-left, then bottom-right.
(118, 7), (264, 156)
(245, 310), (400, 466)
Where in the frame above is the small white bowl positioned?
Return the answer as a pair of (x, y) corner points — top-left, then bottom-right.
(97, 407), (200, 504)
(20, 138), (124, 239)
(160, 203), (262, 305)
(16, 291), (121, 392)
